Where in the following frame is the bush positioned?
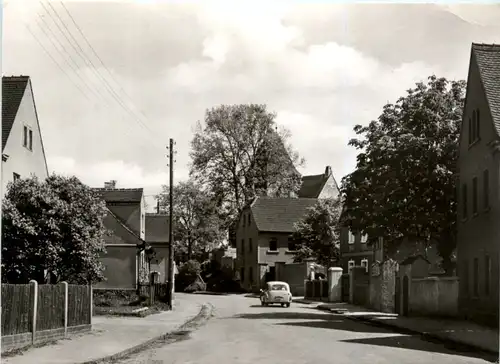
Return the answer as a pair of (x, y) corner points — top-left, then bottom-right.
(184, 280), (207, 293)
(176, 260), (202, 291)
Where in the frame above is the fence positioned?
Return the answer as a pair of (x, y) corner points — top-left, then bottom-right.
(304, 279), (329, 301)
(138, 282), (171, 304)
(1, 281), (92, 353)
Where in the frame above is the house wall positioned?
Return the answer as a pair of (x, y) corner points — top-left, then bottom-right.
(317, 174), (340, 199)
(235, 207), (259, 291)
(410, 277), (459, 317)
(107, 202), (145, 240)
(457, 53), (500, 327)
(95, 245), (138, 289)
(276, 261), (308, 296)
(149, 245), (170, 283)
(2, 82), (48, 197)
(340, 226), (373, 273)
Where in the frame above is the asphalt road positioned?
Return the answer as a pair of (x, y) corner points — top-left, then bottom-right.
(120, 294), (494, 364)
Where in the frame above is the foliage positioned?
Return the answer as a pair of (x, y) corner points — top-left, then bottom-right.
(189, 104), (304, 229)
(341, 75), (466, 273)
(1, 174), (108, 284)
(157, 180), (224, 261)
(291, 198), (342, 268)
(176, 259), (202, 291)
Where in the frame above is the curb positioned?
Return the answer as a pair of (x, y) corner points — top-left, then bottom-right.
(80, 303), (215, 364)
(342, 313), (498, 358)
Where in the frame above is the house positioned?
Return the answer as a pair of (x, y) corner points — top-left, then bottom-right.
(457, 43), (500, 327)
(92, 180), (147, 290)
(297, 166), (340, 199)
(145, 212), (171, 283)
(1, 76), (49, 197)
(235, 196), (317, 292)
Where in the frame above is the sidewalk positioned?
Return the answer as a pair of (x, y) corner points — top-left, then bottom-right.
(294, 298), (499, 356)
(2, 295), (205, 364)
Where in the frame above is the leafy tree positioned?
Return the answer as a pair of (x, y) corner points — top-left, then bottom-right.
(157, 180), (224, 262)
(2, 175), (108, 284)
(291, 198), (342, 268)
(341, 76), (465, 274)
(190, 104), (304, 231)
(176, 259), (202, 291)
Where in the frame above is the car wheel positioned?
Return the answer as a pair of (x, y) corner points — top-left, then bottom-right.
(286, 303), (290, 308)
(281, 303), (285, 307)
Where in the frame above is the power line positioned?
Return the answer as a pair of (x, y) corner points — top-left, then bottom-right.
(42, 1), (157, 138)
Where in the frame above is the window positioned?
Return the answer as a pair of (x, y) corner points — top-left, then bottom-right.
(485, 255), (491, 296)
(287, 237), (296, 251)
(361, 234), (368, 243)
(472, 177), (478, 215)
(483, 169), (490, 210)
(348, 260), (355, 270)
(23, 126), (28, 147)
(361, 259), (368, 273)
(269, 238), (278, 251)
(473, 257), (479, 297)
(249, 238), (252, 252)
(241, 239), (245, 253)
(348, 231), (355, 244)
(29, 129), (33, 150)
(462, 184), (468, 219)
(13, 173), (20, 181)
(469, 109), (481, 145)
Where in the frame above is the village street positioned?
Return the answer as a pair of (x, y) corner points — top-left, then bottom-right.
(120, 294), (493, 364)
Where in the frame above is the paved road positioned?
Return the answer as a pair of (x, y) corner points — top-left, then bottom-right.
(121, 294), (494, 364)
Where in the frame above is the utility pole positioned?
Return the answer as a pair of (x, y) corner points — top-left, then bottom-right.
(167, 138), (175, 309)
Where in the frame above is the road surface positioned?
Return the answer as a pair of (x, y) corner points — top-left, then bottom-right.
(120, 294), (494, 364)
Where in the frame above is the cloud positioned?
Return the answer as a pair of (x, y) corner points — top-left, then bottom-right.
(4, 1), (498, 195)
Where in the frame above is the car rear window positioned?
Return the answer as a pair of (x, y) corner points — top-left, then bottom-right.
(270, 284), (288, 291)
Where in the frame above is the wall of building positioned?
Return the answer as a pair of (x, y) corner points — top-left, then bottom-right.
(317, 174), (340, 199)
(410, 277), (459, 317)
(276, 261), (308, 296)
(95, 245), (137, 289)
(107, 203), (144, 239)
(2, 82), (48, 197)
(235, 207), (259, 291)
(149, 245), (170, 283)
(457, 54), (500, 327)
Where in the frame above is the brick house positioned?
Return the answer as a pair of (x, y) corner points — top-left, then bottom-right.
(1, 76), (49, 198)
(235, 196), (317, 292)
(145, 212), (171, 283)
(457, 43), (500, 327)
(297, 165), (340, 199)
(92, 181), (147, 290)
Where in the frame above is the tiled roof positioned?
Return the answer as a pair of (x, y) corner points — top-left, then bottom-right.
(250, 196), (318, 233)
(472, 43), (500, 136)
(145, 213), (170, 243)
(297, 174), (328, 198)
(92, 188), (143, 203)
(2, 76), (30, 151)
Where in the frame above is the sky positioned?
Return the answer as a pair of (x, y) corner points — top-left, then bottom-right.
(3, 1), (500, 211)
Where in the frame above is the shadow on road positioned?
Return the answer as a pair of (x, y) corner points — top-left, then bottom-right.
(340, 336), (498, 363)
(232, 311), (497, 362)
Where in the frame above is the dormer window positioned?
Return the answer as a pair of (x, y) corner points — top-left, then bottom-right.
(23, 125), (33, 151)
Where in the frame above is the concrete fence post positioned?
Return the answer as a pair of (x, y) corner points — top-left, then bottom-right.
(29, 280), (38, 345)
(328, 267), (343, 303)
(88, 284), (93, 325)
(61, 281), (68, 338)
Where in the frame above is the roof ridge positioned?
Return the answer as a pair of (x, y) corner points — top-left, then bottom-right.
(93, 187), (144, 191)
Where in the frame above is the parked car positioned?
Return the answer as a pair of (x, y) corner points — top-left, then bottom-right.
(259, 281), (292, 307)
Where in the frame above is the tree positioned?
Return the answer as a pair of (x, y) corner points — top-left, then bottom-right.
(2, 175), (108, 284)
(157, 180), (224, 262)
(190, 104), (304, 230)
(341, 76), (466, 274)
(291, 198), (342, 268)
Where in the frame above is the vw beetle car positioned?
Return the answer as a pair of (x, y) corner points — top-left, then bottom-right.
(259, 281), (292, 307)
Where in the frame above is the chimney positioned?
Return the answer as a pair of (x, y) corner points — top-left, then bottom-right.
(324, 166), (332, 177)
(104, 180), (117, 189)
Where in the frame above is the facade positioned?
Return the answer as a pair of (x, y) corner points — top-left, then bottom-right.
(145, 213), (171, 283)
(235, 196), (317, 292)
(339, 227), (372, 274)
(457, 43), (500, 327)
(1, 76), (49, 198)
(297, 165), (340, 199)
(93, 181), (147, 290)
